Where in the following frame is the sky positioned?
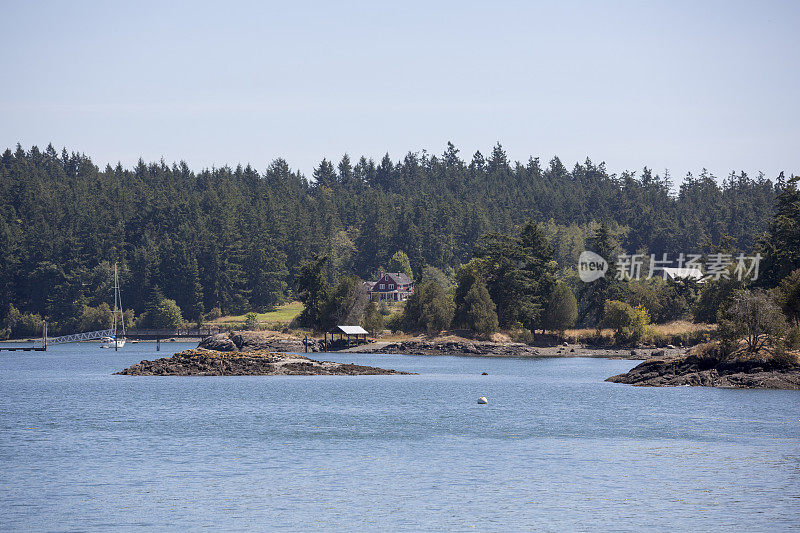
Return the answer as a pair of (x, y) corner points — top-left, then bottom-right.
(1, 0), (798, 182)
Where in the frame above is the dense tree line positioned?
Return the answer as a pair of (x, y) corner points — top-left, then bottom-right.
(0, 142), (785, 336)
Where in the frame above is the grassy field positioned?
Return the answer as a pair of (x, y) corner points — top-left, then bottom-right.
(563, 320), (715, 339)
(209, 301), (305, 325)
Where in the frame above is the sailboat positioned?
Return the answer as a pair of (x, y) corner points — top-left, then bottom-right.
(100, 263), (126, 349)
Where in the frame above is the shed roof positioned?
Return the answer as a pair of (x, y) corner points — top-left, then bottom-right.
(337, 325), (368, 335)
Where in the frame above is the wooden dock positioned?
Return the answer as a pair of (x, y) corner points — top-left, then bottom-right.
(0, 346), (47, 352)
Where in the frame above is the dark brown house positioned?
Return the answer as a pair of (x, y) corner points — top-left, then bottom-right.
(368, 272), (414, 301)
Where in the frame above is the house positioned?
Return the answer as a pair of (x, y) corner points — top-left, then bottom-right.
(662, 267), (705, 283)
(368, 271), (414, 301)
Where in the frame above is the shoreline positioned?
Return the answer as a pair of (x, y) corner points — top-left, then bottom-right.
(606, 354), (800, 390)
(198, 331), (689, 360)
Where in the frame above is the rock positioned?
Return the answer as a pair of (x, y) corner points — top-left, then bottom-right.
(630, 350), (637, 356)
(116, 348), (415, 376)
(562, 342), (569, 346)
(606, 355), (800, 390)
(481, 372), (488, 375)
(477, 396), (488, 404)
(651, 349), (666, 357)
(370, 339), (540, 357)
(666, 344), (676, 349)
(570, 348), (575, 353)
(198, 333), (238, 351)
(199, 331), (320, 353)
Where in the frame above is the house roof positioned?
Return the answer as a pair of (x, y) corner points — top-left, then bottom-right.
(385, 272), (413, 285)
(662, 267), (705, 282)
(337, 325), (368, 335)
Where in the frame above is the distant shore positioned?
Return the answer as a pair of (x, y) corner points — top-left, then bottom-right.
(198, 330), (689, 360)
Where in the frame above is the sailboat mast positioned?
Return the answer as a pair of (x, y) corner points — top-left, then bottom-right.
(113, 262), (118, 338)
(117, 263), (126, 338)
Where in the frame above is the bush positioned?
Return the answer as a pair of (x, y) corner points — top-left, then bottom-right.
(385, 313), (404, 333)
(576, 330), (615, 346)
(362, 300), (384, 334)
(718, 289), (787, 356)
(206, 307), (223, 320)
(693, 275), (742, 323)
(243, 312), (259, 331)
(2, 304), (44, 338)
(601, 300), (650, 345)
(787, 325), (800, 350)
(509, 327), (535, 344)
(775, 268), (800, 325)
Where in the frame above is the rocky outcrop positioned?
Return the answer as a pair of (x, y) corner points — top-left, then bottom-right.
(115, 348), (413, 376)
(371, 339), (542, 357)
(199, 331), (321, 353)
(606, 355), (800, 389)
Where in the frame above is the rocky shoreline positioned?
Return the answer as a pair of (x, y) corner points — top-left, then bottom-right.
(115, 348), (413, 376)
(199, 331), (322, 353)
(606, 354), (800, 389)
(369, 339), (542, 357)
(360, 339), (684, 359)
(197, 330), (687, 359)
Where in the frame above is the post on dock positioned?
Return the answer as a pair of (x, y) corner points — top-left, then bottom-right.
(157, 338), (160, 351)
(304, 335), (308, 353)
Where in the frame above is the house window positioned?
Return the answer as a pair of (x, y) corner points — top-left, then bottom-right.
(389, 284), (394, 289)
(379, 283), (385, 290)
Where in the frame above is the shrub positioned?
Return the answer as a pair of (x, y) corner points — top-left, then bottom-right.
(244, 312), (259, 331)
(718, 289), (787, 356)
(2, 304), (44, 338)
(385, 313), (404, 333)
(509, 327), (535, 344)
(601, 300), (650, 344)
(774, 268), (800, 325)
(576, 330), (615, 346)
(206, 307), (223, 321)
(362, 300), (384, 334)
(787, 325), (800, 350)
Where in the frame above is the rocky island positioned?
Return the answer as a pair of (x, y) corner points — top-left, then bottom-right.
(607, 353), (800, 389)
(115, 348), (413, 376)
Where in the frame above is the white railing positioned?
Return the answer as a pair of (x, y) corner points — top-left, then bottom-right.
(34, 328), (115, 348)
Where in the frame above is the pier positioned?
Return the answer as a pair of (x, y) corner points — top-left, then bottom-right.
(0, 323), (223, 351)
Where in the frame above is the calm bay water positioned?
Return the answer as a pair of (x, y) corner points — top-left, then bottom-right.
(0, 342), (798, 531)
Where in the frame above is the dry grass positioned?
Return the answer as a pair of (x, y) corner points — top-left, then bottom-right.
(564, 321), (715, 339)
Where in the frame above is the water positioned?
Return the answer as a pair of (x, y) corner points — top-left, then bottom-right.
(1, 343), (798, 531)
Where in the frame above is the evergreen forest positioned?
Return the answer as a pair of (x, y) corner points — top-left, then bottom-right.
(0, 142), (794, 337)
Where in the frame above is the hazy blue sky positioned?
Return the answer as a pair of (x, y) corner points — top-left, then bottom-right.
(2, 0), (798, 181)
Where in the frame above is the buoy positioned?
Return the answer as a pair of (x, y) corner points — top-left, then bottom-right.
(477, 396), (488, 404)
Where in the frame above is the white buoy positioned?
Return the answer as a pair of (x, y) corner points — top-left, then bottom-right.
(477, 396), (488, 404)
